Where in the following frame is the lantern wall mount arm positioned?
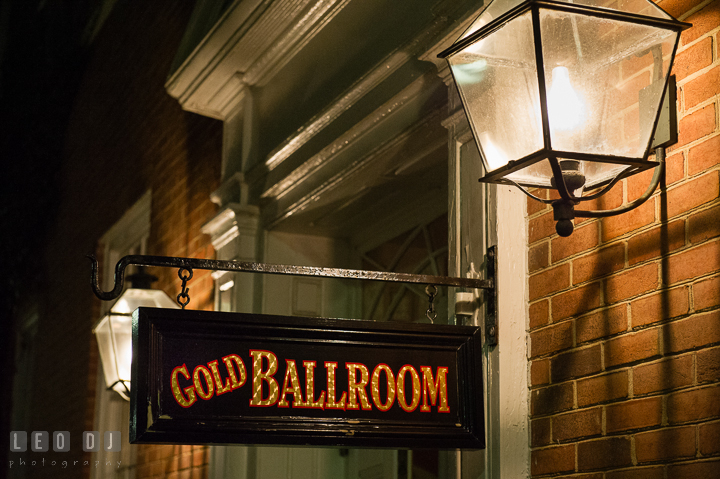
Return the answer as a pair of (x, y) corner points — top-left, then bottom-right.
(88, 246), (499, 346)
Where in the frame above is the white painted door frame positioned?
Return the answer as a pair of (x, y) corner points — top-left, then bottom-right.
(446, 116), (530, 479)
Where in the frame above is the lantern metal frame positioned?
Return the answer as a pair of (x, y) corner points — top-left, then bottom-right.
(439, 0), (691, 236)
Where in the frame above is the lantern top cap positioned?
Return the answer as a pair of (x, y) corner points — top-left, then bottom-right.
(465, 0), (673, 37)
(440, 0), (688, 59)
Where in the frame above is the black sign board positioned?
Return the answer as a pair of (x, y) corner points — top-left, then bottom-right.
(130, 307), (485, 449)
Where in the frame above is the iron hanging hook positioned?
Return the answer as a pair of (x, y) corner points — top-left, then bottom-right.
(87, 254), (132, 301)
(425, 284), (437, 324)
(177, 268), (193, 309)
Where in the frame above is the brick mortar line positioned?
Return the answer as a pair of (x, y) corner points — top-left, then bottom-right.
(533, 239), (720, 300)
(686, 154), (720, 179)
(679, 90), (719, 116)
(677, 0), (717, 21)
(537, 206), (720, 278)
(531, 315), (720, 369)
(526, 201), (551, 220)
(676, 26), (720, 54)
(527, 189), (699, 247)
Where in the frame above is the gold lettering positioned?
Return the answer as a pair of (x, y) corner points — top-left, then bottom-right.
(278, 360), (310, 407)
(304, 361), (326, 408)
(193, 365), (215, 400)
(170, 364), (197, 408)
(370, 364), (396, 412)
(324, 362), (346, 409)
(222, 354), (247, 390)
(208, 360), (233, 395)
(420, 366), (449, 412)
(249, 350), (279, 406)
(396, 365), (421, 412)
(346, 363), (372, 410)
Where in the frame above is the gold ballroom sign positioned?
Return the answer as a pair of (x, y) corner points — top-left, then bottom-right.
(130, 308), (485, 449)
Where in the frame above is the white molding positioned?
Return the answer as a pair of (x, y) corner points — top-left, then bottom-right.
(92, 193), (152, 479)
(447, 112), (530, 478)
(261, 73), (440, 202)
(265, 105), (446, 230)
(242, 0), (353, 88)
(100, 190), (151, 255)
(263, 19), (446, 172)
(165, 0), (352, 120)
(264, 49), (410, 171)
(495, 185), (530, 478)
(441, 107), (473, 144)
(418, 5), (482, 85)
(201, 203), (260, 252)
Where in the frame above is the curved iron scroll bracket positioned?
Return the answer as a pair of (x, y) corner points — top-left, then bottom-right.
(88, 248), (497, 302)
(551, 147), (666, 236)
(575, 147), (665, 218)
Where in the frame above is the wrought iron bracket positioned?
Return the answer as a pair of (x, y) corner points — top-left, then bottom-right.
(88, 247), (498, 334)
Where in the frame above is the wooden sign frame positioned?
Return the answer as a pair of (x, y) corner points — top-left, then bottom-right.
(130, 307), (485, 449)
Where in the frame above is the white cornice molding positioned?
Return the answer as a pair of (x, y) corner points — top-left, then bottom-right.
(263, 17), (449, 173)
(418, 5), (486, 84)
(265, 106), (446, 229)
(165, 0), (352, 120)
(441, 107), (473, 144)
(201, 203), (260, 250)
(264, 49), (411, 171)
(260, 73), (439, 201)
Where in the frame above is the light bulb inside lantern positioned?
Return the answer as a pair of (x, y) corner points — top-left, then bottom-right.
(548, 66), (585, 132)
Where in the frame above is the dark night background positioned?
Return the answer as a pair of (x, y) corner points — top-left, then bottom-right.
(0, 1), (94, 475)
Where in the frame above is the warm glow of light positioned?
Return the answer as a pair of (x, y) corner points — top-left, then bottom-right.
(548, 66), (585, 132)
(117, 338), (132, 381)
(479, 132), (508, 171)
(112, 297), (133, 314)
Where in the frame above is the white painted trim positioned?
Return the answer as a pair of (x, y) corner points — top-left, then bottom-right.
(100, 190), (151, 256)
(443, 94), (529, 479)
(165, 0), (353, 120)
(261, 73), (440, 201)
(495, 185), (530, 478)
(201, 203), (260, 251)
(265, 105), (445, 230)
(264, 49), (410, 171)
(262, 19), (446, 172)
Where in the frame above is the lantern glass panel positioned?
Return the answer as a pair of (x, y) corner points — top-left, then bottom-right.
(94, 315), (120, 388)
(539, 9), (678, 161)
(108, 314), (133, 390)
(449, 11), (543, 173)
(94, 287), (177, 399)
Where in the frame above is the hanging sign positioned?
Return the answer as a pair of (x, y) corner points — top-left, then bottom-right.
(130, 307), (485, 449)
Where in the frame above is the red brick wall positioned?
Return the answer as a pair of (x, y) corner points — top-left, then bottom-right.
(527, 1), (720, 476)
(24, 1), (221, 479)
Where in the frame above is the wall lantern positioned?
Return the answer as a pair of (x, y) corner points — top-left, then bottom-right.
(93, 269), (178, 400)
(439, 0), (690, 236)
